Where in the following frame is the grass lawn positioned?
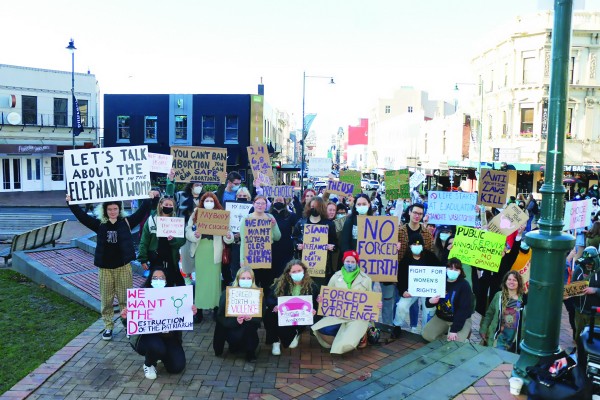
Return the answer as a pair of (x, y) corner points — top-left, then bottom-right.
(0, 269), (99, 394)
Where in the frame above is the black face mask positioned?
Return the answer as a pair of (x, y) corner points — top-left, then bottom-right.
(152, 197), (160, 208)
(273, 202), (286, 212)
(310, 208), (320, 217)
(237, 198), (248, 203)
(162, 206), (174, 215)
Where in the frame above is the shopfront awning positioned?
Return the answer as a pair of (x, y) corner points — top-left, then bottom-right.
(448, 160), (543, 172)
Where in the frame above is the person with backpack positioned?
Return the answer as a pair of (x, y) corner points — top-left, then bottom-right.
(525, 194), (539, 232)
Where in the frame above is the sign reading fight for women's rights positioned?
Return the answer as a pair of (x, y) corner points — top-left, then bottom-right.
(243, 217), (272, 269)
(247, 145), (273, 186)
(225, 201), (253, 233)
(318, 287), (381, 322)
(487, 204), (528, 236)
(478, 169), (508, 207)
(65, 146), (151, 205)
(262, 186), (294, 198)
(340, 170), (362, 195)
(302, 224), (329, 278)
(156, 217), (185, 238)
(564, 199), (593, 230)
(277, 296), (314, 326)
(225, 287), (263, 317)
(356, 216), (398, 282)
(385, 169), (410, 200)
(448, 226), (506, 272)
(195, 209), (231, 236)
(327, 180), (354, 198)
(147, 152), (173, 174)
(427, 191), (478, 227)
(408, 266), (446, 297)
(170, 146), (227, 184)
(126, 286), (193, 335)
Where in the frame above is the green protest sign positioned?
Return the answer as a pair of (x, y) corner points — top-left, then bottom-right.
(385, 169), (409, 200)
(448, 226), (506, 272)
(340, 170), (362, 195)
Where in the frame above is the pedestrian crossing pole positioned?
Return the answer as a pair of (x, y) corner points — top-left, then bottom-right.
(513, 0), (575, 386)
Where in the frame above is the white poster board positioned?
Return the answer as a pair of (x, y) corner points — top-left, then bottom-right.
(564, 199), (593, 230)
(409, 171), (426, 189)
(148, 153), (173, 174)
(308, 158), (332, 178)
(407, 266), (446, 297)
(156, 216), (185, 238)
(277, 295), (314, 326)
(126, 286), (194, 335)
(427, 191), (478, 227)
(225, 201), (254, 233)
(65, 145), (151, 205)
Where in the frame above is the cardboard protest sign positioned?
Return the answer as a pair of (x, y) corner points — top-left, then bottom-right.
(318, 286), (381, 322)
(262, 185), (294, 198)
(407, 266), (446, 297)
(247, 145), (273, 186)
(243, 217), (272, 269)
(427, 191), (478, 227)
(564, 199), (593, 230)
(308, 157), (332, 178)
(277, 295), (314, 326)
(511, 256), (532, 293)
(195, 209), (231, 236)
(327, 179), (354, 198)
(356, 216), (399, 282)
(448, 226), (506, 272)
(156, 217), (185, 238)
(302, 224), (329, 277)
(225, 201), (253, 233)
(148, 152), (173, 174)
(563, 281), (588, 298)
(386, 169), (410, 200)
(171, 146), (227, 184)
(340, 170), (362, 195)
(225, 287), (263, 317)
(478, 169), (508, 207)
(126, 286), (193, 335)
(487, 204), (528, 235)
(65, 145), (151, 205)
(409, 171), (426, 189)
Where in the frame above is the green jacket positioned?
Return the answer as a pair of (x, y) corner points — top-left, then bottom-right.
(138, 215), (186, 266)
(479, 291), (526, 349)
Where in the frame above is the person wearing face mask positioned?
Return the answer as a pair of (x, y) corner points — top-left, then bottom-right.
(588, 185), (600, 199)
(120, 268), (198, 379)
(571, 247), (600, 340)
(422, 258), (473, 343)
(213, 267), (262, 362)
(224, 187), (254, 281)
(186, 193), (235, 321)
(264, 260), (319, 355)
(397, 204), (434, 260)
(293, 189), (316, 216)
(432, 225), (455, 265)
(138, 197), (186, 287)
(312, 251), (382, 354)
(327, 201), (347, 273)
(215, 171), (243, 206)
(269, 196), (300, 280)
(339, 194), (374, 256)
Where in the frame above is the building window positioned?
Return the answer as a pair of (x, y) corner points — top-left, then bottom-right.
(489, 70), (494, 92)
(145, 116), (158, 143)
(225, 115), (239, 143)
(504, 63), (508, 87)
(54, 98), (68, 126)
(175, 115), (188, 140)
(424, 133), (428, 154)
(569, 57), (575, 84)
(566, 107), (573, 138)
(117, 115), (131, 142)
(22, 95), (37, 125)
(78, 99), (88, 127)
(51, 157), (64, 181)
(520, 108), (534, 136)
(202, 115), (215, 143)
(26, 159), (41, 181)
(523, 57), (535, 84)
(442, 131), (446, 155)
(408, 106), (413, 113)
(385, 105), (391, 114)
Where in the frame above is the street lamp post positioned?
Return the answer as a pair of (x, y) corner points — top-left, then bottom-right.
(66, 39), (76, 150)
(300, 71), (335, 190)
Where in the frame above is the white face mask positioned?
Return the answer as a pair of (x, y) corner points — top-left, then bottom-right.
(238, 278), (252, 288)
(356, 205), (369, 215)
(193, 186), (202, 195)
(151, 279), (166, 289)
(204, 201), (215, 210)
(439, 233), (451, 241)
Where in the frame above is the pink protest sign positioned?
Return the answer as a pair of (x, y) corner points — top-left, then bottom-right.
(563, 199), (592, 230)
(277, 295), (314, 326)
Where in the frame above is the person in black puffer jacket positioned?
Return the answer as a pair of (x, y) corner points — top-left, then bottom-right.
(572, 246), (600, 339)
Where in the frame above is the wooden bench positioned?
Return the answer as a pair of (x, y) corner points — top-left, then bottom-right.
(0, 214), (53, 235)
(0, 219), (68, 265)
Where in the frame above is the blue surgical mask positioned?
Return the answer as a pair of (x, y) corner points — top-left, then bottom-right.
(439, 233), (451, 241)
(291, 272), (304, 282)
(344, 263), (358, 272)
(336, 214), (346, 220)
(151, 279), (166, 289)
(238, 278), (252, 288)
(520, 242), (530, 251)
(356, 205), (369, 215)
(447, 269), (460, 281)
(231, 184), (241, 191)
(410, 245), (423, 255)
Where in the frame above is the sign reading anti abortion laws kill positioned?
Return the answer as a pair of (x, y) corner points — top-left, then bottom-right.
(126, 286), (194, 335)
(262, 186), (294, 198)
(225, 201), (253, 233)
(356, 216), (398, 282)
(195, 209), (231, 236)
(427, 191), (478, 227)
(318, 287), (381, 322)
(327, 180), (354, 198)
(156, 217), (185, 238)
(243, 217), (272, 269)
(448, 226), (506, 272)
(225, 287), (263, 317)
(385, 169), (410, 200)
(65, 146), (151, 205)
(478, 169), (508, 208)
(340, 170), (362, 195)
(487, 204), (528, 236)
(277, 296), (314, 326)
(302, 224), (329, 278)
(171, 146), (227, 184)
(408, 266), (446, 297)
(147, 152), (173, 174)
(247, 145), (273, 186)
(564, 199), (593, 230)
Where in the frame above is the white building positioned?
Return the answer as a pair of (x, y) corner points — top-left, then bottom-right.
(0, 64), (99, 192)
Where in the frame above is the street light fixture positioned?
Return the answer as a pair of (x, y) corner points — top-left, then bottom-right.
(300, 71), (335, 190)
(66, 38), (76, 149)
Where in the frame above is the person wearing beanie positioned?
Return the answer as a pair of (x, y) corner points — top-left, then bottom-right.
(572, 246), (600, 339)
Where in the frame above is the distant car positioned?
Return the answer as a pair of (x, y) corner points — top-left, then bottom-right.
(367, 180), (379, 190)
(361, 179), (369, 189)
(314, 181), (327, 191)
(378, 181), (386, 194)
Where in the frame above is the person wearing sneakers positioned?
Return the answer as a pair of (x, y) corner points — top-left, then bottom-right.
(264, 260), (319, 356)
(120, 268), (197, 380)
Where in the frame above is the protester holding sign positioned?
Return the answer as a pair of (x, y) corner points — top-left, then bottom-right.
(224, 188), (253, 282)
(186, 193), (235, 320)
(215, 171), (243, 206)
(264, 260), (319, 356)
(340, 194), (374, 255)
(66, 191), (158, 341)
(269, 196), (300, 280)
(120, 268), (198, 380)
(432, 225), (456, 265)
(213, 267), (262, 362)
(138, 197), (186, 287)
(293, 189), (316, 216)
(571, 247), (600, 339)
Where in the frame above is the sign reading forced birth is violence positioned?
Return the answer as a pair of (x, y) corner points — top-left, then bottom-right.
(448, 226), (506, 272)
(478, 169), (508, 208)
(427, 191), (478, 227)
(302, 224), (329, 278)
(65, 145), (151, 205)
(126, 286), (194, 335)
(195, 209), (231, 236)
(318, 286), (381, 322)
(243, 217), (272, 269)
(171, 146), (227, 184)
(356, 216), (399, 282)
(225, 287), (263, 317)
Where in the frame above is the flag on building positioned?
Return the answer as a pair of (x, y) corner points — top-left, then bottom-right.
(72, 93), (83, 137)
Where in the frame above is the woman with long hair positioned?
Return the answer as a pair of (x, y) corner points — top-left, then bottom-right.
(586, 220), (600, 249)
(269, 196), (299, 280)
(479, 271), (526, 352)
(293, 188), (316, 216)
(339, 193), (373, 255)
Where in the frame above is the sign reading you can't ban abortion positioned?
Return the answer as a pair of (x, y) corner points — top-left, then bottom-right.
(302, 224), (329, 277)
(65, 145), (151, 205)
(448, 226), (506, 272)
(356, 216), (398, 282)
(243, 217), (272, 269)
(171, 146), (227, 184)
(427, 191), (478, 226)
(318, 287), (381, 322)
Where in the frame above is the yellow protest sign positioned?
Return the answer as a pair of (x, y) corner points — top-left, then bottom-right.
(448, 226), (506, 272)
(356, 216), (398, 282)
(563, 281), (588, 298)
(487, 204), (528, 236)
(318, 286), (381, 322)
(243, 216), (272, 269)
(302, 224), (328, 277)
(247, 145), (273, 186)
(195, 209), (231, 236)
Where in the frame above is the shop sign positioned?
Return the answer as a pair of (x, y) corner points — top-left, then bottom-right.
(564, 165), (586, 172)
(0, 144), (57, 154)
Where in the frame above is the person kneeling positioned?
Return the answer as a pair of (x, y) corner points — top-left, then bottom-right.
(213, 267), (262, 362)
